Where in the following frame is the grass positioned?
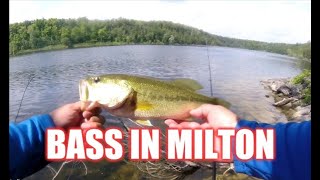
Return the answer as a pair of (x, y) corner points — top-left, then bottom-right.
(292, 69), (311, 104)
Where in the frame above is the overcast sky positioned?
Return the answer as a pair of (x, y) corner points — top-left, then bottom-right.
(10, 0), (311, 44)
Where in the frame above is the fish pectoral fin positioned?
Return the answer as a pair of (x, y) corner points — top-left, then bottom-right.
(135, 120), (153, 126)
(137, 101), (153, 111)
(170, 78), (203, 91)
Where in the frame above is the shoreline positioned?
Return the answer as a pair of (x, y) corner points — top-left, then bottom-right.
(9, 43), (206, 57)
(9, 43), (308, 60)
(9, 42), (129, 57)
(260, 77), (311, 122)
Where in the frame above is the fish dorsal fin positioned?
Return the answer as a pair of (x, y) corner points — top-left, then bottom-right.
(170, 78), (203, 91)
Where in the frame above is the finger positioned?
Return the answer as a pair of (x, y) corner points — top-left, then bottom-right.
(200, 123), (212, 129)
(165, 119), (181, 128)
(88, 115), (106, 125)
(81, 122), (104, 129)
(86, 101), (101, 111)
(83, 108), (102, 118)
(164, 119), (188, 125)
(179, 122), (201, 128)
(170, 124), (182, 128)
(80, 101), (91, 111)
(83, 111), (93, 119)
(164, 119), (178, 126)
(189, 104), (217, 119)
(172, 119), (188, 123)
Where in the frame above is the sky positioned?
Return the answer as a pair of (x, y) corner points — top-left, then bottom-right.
(9, 0), (311, 44)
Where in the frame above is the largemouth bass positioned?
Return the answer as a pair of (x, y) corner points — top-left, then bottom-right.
(79, 74), (230, 126)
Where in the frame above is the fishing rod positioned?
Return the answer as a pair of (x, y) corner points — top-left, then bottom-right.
(14, 74), (35, 122)
(205, 40), (216, 180)
(206, 40), (214, 97)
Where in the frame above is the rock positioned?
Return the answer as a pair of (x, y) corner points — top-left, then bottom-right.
(278, 93), (284, 97)
(270, 84), (278, 92)
(297, 104), (311, 109)
(274, 95), (284, 102)
(277, 85), (292, 96)
(291, 115), (311, 122)
(292, 100), (302, 107)
(283, 102), (292, 108)
(288, 84), (301, 96)
(292, 105), (311, 118)
(273, 97), (295, 107)
(295, 106), (302, 111)
(286, 109), (297, 117)
(261, 77), (311, 122)
(296, 94), (304, 99)
(261, 78), (289, 91)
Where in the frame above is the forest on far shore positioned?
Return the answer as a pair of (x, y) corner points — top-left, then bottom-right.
(9, 17), (311, 60)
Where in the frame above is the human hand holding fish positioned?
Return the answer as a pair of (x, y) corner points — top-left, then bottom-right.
(50, 101), (105, 129)
(77, 74), (236, 163)
(164, 104), (238, 130)
(165, 104), (238, 163)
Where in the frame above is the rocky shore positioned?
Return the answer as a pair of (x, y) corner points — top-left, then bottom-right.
(260, 78), (311, 122)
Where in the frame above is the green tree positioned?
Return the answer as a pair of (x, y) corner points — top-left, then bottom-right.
(61, 27), (73, 48)
(9, 17), (311, 59)
(98, 28), (108, 42)
(168, 35), (175, 44)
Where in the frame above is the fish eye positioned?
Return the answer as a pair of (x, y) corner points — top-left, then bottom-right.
(93, 77), (100, 83)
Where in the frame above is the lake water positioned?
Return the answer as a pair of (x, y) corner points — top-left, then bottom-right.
(9, 45), (302, 179)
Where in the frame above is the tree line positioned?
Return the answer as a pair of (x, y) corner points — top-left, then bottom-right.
(9, 17), (311, 60)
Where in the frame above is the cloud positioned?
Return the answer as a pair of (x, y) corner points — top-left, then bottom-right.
(9, 0), (310, 44)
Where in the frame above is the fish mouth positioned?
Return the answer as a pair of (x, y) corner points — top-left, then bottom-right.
(79, 80), (89, 101)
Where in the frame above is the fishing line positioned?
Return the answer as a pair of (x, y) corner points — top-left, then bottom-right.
(205, 40), (216, 180)
(14, 74), (35, 122)
(206, 40), (214, 97)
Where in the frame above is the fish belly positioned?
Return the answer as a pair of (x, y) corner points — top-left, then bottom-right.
(133, 100), (201, 120)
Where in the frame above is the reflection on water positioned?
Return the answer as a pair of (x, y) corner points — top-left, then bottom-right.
(10, 45), (302, 179)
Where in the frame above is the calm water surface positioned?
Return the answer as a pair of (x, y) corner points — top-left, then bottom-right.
(9, 45), (302, 179)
